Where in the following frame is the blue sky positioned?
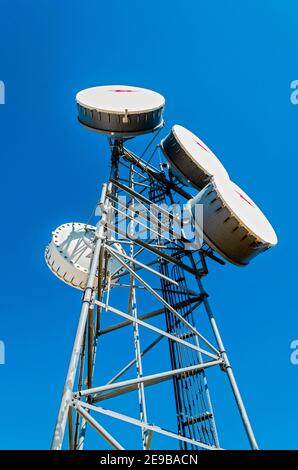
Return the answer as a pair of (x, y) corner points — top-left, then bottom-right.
(0, 0), (297, 450)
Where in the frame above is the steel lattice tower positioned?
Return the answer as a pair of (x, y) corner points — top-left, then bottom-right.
(49, 134), (259, 451)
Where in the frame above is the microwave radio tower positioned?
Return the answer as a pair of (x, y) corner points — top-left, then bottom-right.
(45, 85), (277, 450)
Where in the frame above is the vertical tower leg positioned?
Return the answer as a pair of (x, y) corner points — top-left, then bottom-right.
(190, 255), (259, 450)
(51, 183), (109, 450)
(128, 162), (148, 449)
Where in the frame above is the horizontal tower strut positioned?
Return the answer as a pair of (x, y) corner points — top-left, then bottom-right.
(72, 401), (222, 451)
(75, 359), (223, 399)
(94, 300), (219, 360)
(99, 297), (202, 335)
(104, 249), (220, 356)
(106, 245), (179, 286)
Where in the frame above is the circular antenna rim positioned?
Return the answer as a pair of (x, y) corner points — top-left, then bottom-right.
(76, 84), (165, 115)
(45, 222), (126, 291)
(78, 118), (165, 138)
(210, 177), (278, 246)
(161, 124), (229, 190)
(171, 124), (229, 181)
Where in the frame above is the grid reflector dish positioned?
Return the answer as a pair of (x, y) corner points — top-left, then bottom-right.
(45, 222), (124, 290)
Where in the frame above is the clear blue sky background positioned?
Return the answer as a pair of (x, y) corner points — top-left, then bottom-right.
(0, 0), (297, 450)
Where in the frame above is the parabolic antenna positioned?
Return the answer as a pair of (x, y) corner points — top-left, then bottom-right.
(76, 85), (165, 137)
(45, 222), (125, 290)
(161, 125), (229, 190)
(188, 178), (277, 266)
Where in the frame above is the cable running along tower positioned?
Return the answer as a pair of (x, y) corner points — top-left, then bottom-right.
(45, 85), (277, 450)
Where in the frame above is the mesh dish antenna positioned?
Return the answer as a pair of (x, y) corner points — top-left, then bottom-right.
(161, 125), (229, 190)
(45, 222), (124, 290)
(76, 85), (165, 137)
(188, 177), (278, 266)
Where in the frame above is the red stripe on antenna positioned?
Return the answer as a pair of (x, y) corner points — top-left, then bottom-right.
(109, 89), (138, 92)
(235, 190), (255, 207)
(193, 138), (210, 153)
